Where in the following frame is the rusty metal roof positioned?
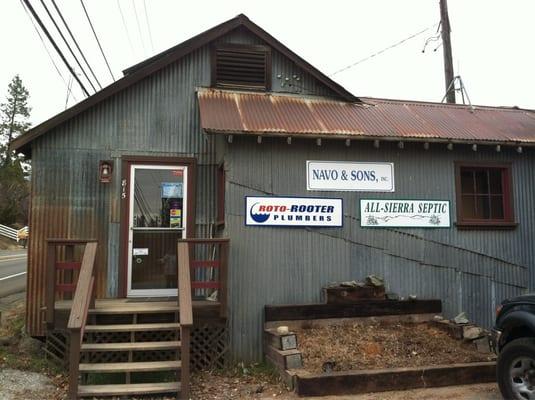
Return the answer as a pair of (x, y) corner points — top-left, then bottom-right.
(198, 88), (535, 144)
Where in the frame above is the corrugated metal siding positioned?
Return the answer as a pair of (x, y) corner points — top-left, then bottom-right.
(26, 26), (334, 337)
(224, 137), (532, 362)
(214, 28), (339, 98)
(27, 42), (213, 336)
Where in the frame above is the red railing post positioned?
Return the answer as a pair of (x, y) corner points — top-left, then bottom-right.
(45, 241), (56, 330)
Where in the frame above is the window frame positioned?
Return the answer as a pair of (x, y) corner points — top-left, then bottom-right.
(454, 161), (516, 229)
(211, 43), (272, 91)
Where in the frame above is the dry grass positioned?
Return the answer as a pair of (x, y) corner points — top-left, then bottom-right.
(296, 321), (495, 373)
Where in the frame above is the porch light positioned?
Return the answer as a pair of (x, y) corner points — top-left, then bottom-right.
(99, 160), (113, 183)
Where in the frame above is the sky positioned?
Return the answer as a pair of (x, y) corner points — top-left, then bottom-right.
(1, 0), (534, 127)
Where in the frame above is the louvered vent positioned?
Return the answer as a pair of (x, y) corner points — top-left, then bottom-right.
(214, 46), (270, 90)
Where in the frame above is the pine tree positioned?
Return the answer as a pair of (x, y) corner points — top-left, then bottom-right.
(0, 76), (30, 226)
(0, 75), (31, 165)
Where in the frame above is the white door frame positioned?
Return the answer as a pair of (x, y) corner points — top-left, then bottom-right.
(127, 164), (188, 297)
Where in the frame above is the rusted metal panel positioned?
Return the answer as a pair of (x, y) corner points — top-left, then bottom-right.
(198, 89), (535, 144)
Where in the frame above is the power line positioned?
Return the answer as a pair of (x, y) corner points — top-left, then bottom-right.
(79, 0), (115, 81)
(50, 0), (103, 90)
(330, 23), (439, 77)
(20, 0), (79, 103)
(22, 0), (90, 96)
(117, 0), (136, 59)
(39, 0), (97, 93)
(142, 0), (154, 52)
(131, 0), (146, 55)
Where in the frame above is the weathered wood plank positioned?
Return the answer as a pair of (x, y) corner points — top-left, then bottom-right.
(295, 362), (496, 396)
(265, 300), (442, 322)
(177, 242), (193, 327)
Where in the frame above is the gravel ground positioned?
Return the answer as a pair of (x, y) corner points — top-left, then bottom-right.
(296, 321), (495, 373)
(0, 369), (58, 400)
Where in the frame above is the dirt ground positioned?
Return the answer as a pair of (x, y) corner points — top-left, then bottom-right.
(0, 300), (500, 400)
(295, 321), (495, 373)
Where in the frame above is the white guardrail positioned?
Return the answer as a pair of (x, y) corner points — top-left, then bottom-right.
(0, 224), (28, 242)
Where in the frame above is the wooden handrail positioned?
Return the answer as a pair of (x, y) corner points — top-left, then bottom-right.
(177, 242), (192, 399)
(67, 241), (98, 331)
(177, 242), (193, 327)
(45, 239), (97, 330)
(66, 241), (98, 400)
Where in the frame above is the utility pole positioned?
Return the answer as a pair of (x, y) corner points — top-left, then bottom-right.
(439, 0), (456, 103)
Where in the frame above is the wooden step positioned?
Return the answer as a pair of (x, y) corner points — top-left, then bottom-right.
(78, 382), (180, 397)
(88, 304), (179, 314)
(81, 341), (181, 352)
(79, 360), (181, 373)
(85, 322), (180, 332)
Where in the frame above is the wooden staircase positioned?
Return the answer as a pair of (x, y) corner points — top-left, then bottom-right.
(75, 304), (184, 398)
(46, 238), (229, 399)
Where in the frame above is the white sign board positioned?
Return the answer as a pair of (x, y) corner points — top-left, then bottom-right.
(245, 196), (343, 227)
(360, 199), (450, 228)
(133, 248), (149, 256)
(307, 161), (395, 192)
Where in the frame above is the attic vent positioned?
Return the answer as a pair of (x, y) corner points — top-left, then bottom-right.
(213, 45), (271, 91)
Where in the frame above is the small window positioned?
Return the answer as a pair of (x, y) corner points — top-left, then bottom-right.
(455, 163), (515, 228)
(212, 45), (271, 91)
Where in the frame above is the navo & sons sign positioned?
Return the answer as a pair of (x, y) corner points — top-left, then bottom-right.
(245, 197), (343, 227)
(306, 161), (394, 192)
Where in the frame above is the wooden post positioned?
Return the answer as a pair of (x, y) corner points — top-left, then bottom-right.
(65, 245), (74, 301)
(219, 241), (229, 319)
(180, 326), (190, 399)
(46, 242), (56, 329)
(440, 0), (456, 103)
(68, 329), (81, 400)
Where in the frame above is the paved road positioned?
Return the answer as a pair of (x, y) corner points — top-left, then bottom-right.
(0, 250), (27, 298)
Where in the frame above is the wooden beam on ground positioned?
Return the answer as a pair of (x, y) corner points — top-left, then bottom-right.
(295, 362), (496, 396)
(264, 300), (442, 322)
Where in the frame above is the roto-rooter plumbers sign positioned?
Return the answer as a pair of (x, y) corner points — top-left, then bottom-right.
(246, 196), (343, 227)
(360, 199), (450, 228)
(307, 161), (394, 192)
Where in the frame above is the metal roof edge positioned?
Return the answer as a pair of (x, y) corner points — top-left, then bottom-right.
(203, 129), (535, 146)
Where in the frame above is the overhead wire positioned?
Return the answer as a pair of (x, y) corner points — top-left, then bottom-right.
(79, 0), (116, 81)
(39, 0), (97, 93)
(117, 0), (136, 59)
(329, 23), (439, 77)
(131, 0), (146, 55)
(50, 0), (103, 90)
(22, 0), (90, 96)
(19, 0), (79, 103)
(142, 0), (154, 52)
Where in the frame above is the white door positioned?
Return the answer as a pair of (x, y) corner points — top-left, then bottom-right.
(127, 165), (187, 297)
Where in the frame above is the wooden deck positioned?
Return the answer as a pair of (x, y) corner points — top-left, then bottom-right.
(53, 298), (222, 325)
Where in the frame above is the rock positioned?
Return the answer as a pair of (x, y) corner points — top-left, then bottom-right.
(463, 325), (484, 340)
(255, 385), (264, 393)
(408, 294), (417, 301)
(340, 280), (359, 288)
(276, 326), (289, 335)
(19, 336), (43, 355)
(473, 336), (491, 353)
(366, 275), (384, 287)
(322, 361), (336, 373)
(433, 315), (444, 321)
(0, 336), (13, 346)
(453, 312), (469, 324)
(386, 292), (400, 300)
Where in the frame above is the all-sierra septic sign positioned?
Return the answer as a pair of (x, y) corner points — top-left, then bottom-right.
(245, 196), (343, 227)
(360, 199), (451, 228)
